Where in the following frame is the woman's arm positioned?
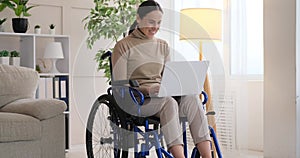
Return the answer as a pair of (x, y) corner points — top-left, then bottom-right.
(162, 42), (171, 76)
(111, 42), (128, 81)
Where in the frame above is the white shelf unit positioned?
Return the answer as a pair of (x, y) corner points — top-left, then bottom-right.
(0, 32), (70, 150)
(0, 32), (69, 72)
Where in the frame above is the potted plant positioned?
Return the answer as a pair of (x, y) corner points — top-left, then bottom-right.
(1, 0), (37, 33)
(83, 0), (144, 82)
(0, 18), (7, 32)
(9, 50), (20, 66)
(49, 24), (55, 35)
(0, 50), (10, 65)
(34, 24), (41, 34)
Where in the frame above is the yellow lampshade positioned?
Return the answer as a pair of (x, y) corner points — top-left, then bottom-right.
(180, 8), (222, 41)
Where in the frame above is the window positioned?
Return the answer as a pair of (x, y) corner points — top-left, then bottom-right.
(169, 0), (264, 76)
(230, 0), (264, 76)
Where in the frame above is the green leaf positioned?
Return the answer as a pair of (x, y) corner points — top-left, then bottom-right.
(15, 5), (23, 17)
(0, 18), (7, 25)
(23, 12), (31, 17)
(2, 0), (37, 18)
(83, 0), (146, 82)
(10, 50), (20, 57)
(0, 50), (10, 57)
(0, 4), (7, 12)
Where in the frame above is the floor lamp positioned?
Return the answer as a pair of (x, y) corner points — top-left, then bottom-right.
(180, 8), (222, 133)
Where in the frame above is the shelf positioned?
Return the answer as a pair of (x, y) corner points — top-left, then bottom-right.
(39, 73), (69, 77)
(0, 32), (69, 38)
(0, 32), (33, 37)
(0, 33), (70, 74)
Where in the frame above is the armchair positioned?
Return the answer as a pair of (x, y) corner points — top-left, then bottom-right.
(0, 65), (67, 158)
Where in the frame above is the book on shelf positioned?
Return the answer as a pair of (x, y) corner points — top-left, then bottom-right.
(53, 76), (69, 111)
(37, 77), (53, 99)
(37, 76), (69, 111)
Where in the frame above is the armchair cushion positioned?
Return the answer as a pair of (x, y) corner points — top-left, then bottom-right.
(0, 65), (39, 108)
(0, 99), (67, 120)
(0, 112), (41, 142)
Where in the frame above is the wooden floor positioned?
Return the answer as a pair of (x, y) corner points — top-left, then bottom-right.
(66, 146), (263, 158)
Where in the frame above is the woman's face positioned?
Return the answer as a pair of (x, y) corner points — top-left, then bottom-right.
(137, 10), (163, 39)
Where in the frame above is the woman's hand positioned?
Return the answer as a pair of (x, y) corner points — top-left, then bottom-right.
(148, 84), (160, 96)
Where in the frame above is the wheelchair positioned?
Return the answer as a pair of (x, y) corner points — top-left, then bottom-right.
(85, 51), (222, 158)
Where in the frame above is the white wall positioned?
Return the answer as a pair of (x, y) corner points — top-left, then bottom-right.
(264, 0), (300, 157)
(297, 0), (300, 156)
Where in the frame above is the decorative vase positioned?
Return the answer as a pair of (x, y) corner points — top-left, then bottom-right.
(34, 28), (41, 34)
(0, 57), (10, 65)
(49, 29), (55, 35)
(12, 18), (28, 33)
(9, 57), (20, 66)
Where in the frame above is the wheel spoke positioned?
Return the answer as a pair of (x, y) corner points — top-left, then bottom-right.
(86, 95), (120, 158)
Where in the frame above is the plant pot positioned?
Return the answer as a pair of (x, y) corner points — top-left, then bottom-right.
(12, 18), (28, 33)
(34, 28), (41, 34)
(0, 57), (10, 65)
(49, 29), (55, 35)
(9, 57), (20, 66)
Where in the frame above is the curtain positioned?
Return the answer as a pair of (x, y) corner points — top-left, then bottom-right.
(230, 0), (248, 75)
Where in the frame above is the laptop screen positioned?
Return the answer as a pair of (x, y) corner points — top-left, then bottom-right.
(156, 61), (209, 97)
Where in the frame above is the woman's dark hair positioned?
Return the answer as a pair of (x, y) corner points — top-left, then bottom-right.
(128, 0), (163, 35)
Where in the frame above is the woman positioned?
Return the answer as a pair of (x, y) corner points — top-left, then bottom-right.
(112, 1), (211, 157)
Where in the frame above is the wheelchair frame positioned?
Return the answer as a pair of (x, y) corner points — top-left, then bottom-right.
(85, 51), (222, 158)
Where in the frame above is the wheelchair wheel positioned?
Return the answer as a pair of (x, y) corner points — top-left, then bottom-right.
(86, 94), (123, 158)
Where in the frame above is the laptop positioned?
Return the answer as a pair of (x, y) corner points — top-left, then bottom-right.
(155, 61), (209, 97)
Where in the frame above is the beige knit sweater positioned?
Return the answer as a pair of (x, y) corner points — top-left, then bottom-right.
(112, 29), (170, 95)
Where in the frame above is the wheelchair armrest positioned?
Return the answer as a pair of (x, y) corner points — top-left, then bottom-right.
(201, 91), (208, 105)
(128, 87), (145, 106)
(111, 79), (144, 106)
(111, 79), (140, 87)
(201, 91), (216, 116)
(111, 84), (145, 106)
(111, 85), (145, 116)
